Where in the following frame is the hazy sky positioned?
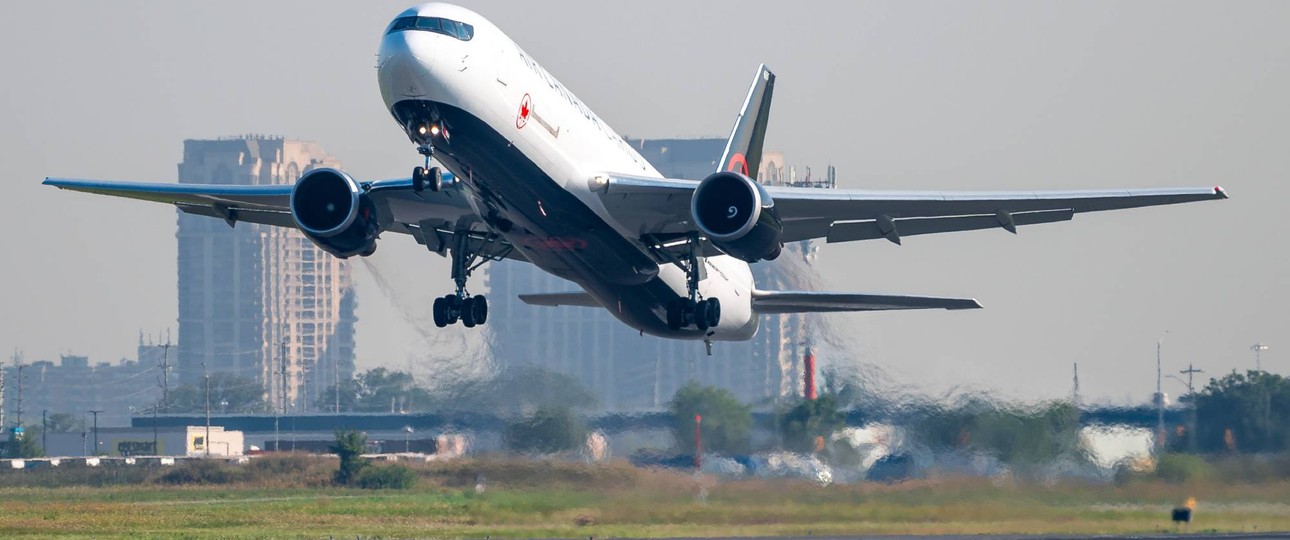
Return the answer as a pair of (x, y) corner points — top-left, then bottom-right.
(2, 1), (1286, 404)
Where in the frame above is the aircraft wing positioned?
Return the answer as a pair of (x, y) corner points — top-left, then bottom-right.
(597, 174), (1228, 245)
(751, 290), (981, 313)
(42, 176), (524, 260)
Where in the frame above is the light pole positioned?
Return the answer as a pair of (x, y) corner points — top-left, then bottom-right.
(1180, 364), (1203, 453)
(404, 425), (413, 453)
(1251, 343), (1269, 372)
(203, 362), (210, 457)
(1155, 332), (1168, 450)
(41, 410), (47, 455)
(87, 410), (103, 456)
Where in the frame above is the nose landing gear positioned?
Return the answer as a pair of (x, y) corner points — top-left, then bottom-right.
(413, 145), (443, 192)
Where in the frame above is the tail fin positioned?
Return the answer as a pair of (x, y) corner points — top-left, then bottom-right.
(717, 64), (775, 180)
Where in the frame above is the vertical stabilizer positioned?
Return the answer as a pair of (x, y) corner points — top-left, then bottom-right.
(717, 64), (776, 180)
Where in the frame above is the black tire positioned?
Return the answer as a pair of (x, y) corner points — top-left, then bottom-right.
(472, 294), (488, 324)
(413, 166), (427, 192)
(704, 298), (721, 329)
(432, 297), (448, 328)
(460, 297), (477, 327)
(446, 294), (461, 324)
(695, 301), (711, 331)
(681, 298), (697, 327)
(429, 166), (443, 192)
(666, 300), (683, 330)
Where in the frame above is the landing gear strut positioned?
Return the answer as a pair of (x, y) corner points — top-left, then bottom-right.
(664, 234), (721, 332)
(412, 145), (443, 193)
(431, 230), (511, 329)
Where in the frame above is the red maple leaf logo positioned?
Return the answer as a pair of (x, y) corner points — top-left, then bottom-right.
(516, 94), (531, 129)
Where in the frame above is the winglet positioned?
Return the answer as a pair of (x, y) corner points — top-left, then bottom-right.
(717, 64), (775, 180)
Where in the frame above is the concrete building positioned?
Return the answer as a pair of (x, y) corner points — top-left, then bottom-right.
(486, 138), (833, 410)
(176, 136), (356, 413)
(2, 339), (168, 428)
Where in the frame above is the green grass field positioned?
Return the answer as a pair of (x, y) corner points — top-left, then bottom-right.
(0, 457), (1287, 539)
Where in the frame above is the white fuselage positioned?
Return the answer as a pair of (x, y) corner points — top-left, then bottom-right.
(375, 3), (758, 341)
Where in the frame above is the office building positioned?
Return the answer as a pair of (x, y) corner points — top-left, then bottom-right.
(176, 136), (356, 411)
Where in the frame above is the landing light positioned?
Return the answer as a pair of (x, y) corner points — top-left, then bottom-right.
(430, 124), (441, 136)
(417, 125), (428, 135)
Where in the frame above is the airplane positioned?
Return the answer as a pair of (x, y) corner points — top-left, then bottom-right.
(45, 3), (1226, 353)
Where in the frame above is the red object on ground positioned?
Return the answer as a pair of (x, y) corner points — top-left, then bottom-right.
(694, 414), (702, 469)
(804, 347), (817, 400)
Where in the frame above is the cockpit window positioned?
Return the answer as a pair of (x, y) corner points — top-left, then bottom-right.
(385, 16), (474, 41)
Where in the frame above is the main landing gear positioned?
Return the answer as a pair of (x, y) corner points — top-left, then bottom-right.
(431, 230), (511, 329)
(664, 235), (721, 332)
(412, 144), (443, 193)
(432, 293), (487, 328)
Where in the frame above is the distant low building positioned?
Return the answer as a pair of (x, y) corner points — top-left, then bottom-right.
(2, 337), (170, 428)
(10, 426), (244, 458)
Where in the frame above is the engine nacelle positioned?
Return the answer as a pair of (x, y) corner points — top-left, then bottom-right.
(289, 168), (380, 258)
(690, 171), (783, 262)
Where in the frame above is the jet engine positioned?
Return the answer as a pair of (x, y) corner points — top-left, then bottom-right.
(690, 171), (783, 262)
(289, 168), (381, 258)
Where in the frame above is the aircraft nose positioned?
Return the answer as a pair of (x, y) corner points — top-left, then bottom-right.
(377, 32), (436, 101)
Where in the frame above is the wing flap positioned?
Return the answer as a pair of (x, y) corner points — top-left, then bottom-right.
(518, 292), (603, 308)
(751, 290), (982, 314)
(826, 208), (1075, 244)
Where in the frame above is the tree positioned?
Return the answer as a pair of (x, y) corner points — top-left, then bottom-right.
(166, 373), (270, 414)
(317, 368), (434, 413)
(909, 398), (1085, 465)
(6, 430), (43, 459)
(504, 405), (586, 454)
(778, 395), (845, 454)
(44, 413), (83, 433)
(1193, 370), (1290, 453)
(330, 429), (369, 485)
(669, 382), (752, 455)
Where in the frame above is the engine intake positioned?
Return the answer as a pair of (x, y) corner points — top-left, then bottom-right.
(290, 168), (381, 258)
(691, 171), (783, 262)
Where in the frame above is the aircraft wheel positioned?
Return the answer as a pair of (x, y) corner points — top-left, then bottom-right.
(472, 295), (488, 324)
(681, 298), (697, 327)
(432, 297), (449, 328)
(666, 300), (683, 330)
(445, 294), (461, 325)
(428, 166), (443, 192)
(413, 166), (427, 192)
(460, 297), (477, 327)
(695, 301), (712, 331)
(703, 298), (721, 329)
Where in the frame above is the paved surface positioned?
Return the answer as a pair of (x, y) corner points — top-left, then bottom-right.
(643, 535), (1290, 540)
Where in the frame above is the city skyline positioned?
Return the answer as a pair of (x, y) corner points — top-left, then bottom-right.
(2, 1), (1286, 405)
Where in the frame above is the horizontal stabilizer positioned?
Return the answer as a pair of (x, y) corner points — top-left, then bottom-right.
(518, 291), (602, 308)
(751, 290), (982, 314)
